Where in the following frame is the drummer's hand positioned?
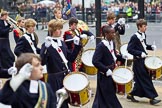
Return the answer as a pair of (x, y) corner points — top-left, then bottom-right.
(141, 52), (147, 58)
(73, 36), (80, 45)
(80, 34), (87, 39)
(8, 67), (17, 76)
(106, 69), (112, 76)
(90, 35), (95, 41)
(45, 37), (52, 48)
(122, 54), (128, 59)
(151, 45), (157, 51)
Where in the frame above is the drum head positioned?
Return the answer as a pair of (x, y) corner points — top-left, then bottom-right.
(145, 56), (162, 70)
(81, 49), (95, 67)
(120, 44), (133, 60)
(63, 72), (89, 92)
(112, 67), (133, 84)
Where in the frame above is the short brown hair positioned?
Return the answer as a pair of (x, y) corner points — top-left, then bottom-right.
(136, 19), (147, 29)
(25, 18), (37, 29)
(69, 17), (78, 26)
(48, 19), (63, 35)
(107, 12), (116, 20)
(15, 53), (41, 71)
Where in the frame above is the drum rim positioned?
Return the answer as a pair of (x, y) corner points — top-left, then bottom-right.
(63, 72), (90, 92)
(112, 66), (133, 85)
(144, 56), (162, 70)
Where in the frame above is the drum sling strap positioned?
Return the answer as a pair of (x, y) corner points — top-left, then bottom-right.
(102, 40), (117, 62)
(51, 40), (70, 72)
(34, 81), (48, 108)
(24, 34), (37, 54)
(135, 32), (147, 53)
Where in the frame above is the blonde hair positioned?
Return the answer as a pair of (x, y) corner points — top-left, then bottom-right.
(17, 17), (25, 24)
(1, 11), (8, 17)
(53, 8), (62, 14)
(25, 18), (37, 29)
(48, 19), (63, 35)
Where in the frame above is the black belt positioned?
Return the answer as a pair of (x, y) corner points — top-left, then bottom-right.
(0, 38), (8, 40)
(48, 70), (69, 76)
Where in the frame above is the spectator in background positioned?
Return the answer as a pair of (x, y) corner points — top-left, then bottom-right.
(31, 4), (39, 30)
(62, 0), (76, 20)
(38, 4), (47, 30)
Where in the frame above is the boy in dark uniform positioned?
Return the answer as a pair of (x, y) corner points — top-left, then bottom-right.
(102, 12), (125, 51)
(0, 53), (55, 108)
(14, 18), (40, 57)
(0, 11), (15, 77)
(40, 19), (82, 108)
(127, 19), (161, 105)
(92, 26), (125, 108)
(63, 17), (95, 71)
(13, 17), (26, 43)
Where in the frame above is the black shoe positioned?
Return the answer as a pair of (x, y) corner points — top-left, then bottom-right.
(150, 99), (161, 105)
(127, 95), (139, 102)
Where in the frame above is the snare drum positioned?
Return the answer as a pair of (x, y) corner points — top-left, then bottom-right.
(63, 72), (90, 106)
(120, 43), (133, 66)
(145, 56), (162, 80)
(112, 67), (133, 95)
(81, 49), (98, 75)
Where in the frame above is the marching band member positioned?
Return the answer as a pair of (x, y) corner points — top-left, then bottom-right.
(53, 8), (64, 20)
(0, 53), (55, 108)
(63, 17), (95, 71)
(0, 11), (15, 78)
(102, 12), (125, 51)
(92, 26), (126, 108)
(40, 19), (82, 108)
(13, 17), (26, 43)
(127, 19), (161, 105)
(14, 18), (40, 57)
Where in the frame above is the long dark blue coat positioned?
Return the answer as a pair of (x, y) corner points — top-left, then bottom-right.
(14, 33), (40, 57)
(0, 80), (55, 108)
(40, 39), (82, 108)
(92, 41), (123, 108)
(127, 31), (158, 99)
(0, 20), (15, 78)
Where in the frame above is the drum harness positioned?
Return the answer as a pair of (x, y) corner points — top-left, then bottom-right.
(50, 39), (71, 72)
(24, 34), (37, 54)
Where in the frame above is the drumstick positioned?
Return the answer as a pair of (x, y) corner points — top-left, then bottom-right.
(153, 41), (156, 57)
(113, 74), (128, 81)
(125, 58), (128, 68)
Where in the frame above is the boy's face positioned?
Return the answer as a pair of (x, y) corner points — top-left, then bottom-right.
(55, 10), (62, 19)
(27, 26), (35, 33)
(30, 58), (43, 80)
(52, 28), (62, 37)
(108, 18), (116, 25)
(106, 28), (116, 40)
(139, 25), (147, 33)
(18, 20), (25, 27)
(70, 23), (77, 30)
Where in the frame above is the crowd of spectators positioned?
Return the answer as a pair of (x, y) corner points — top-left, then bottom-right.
(8, 1), (162, 25)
